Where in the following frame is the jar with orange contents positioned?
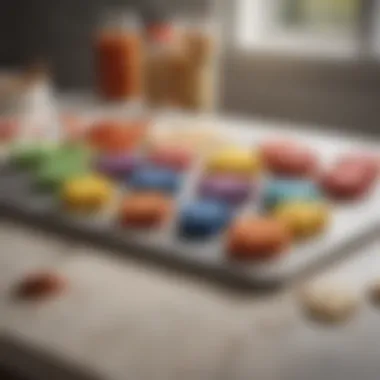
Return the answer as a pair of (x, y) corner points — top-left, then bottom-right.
(94, 10), (143, 101)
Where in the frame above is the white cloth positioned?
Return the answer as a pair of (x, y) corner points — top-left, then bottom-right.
(19, 79), (61, 143)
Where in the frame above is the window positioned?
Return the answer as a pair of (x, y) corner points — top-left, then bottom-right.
(235, 0), (377, 59)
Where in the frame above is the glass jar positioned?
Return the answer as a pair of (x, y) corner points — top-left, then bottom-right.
(144, 15), (219, 113)
(94, 10), (143, 101)
(144, 41), (172, 109)
(181, 15), (219, 112)
(144, 21), (183, 109)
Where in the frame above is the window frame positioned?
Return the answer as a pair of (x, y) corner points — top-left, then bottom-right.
(221, 0), (378, 61)
(216, 0), (380, 133)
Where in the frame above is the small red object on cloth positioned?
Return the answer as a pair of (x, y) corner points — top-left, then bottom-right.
(260, 140), (318, 177)
(120, 192), (173, 228)
(14, 271), (67, 300)
(87, 119), (149, 153)
(335, 154), (379, 182)
(0, 118), (18, 142)
(321, 155), (379, 200)
(148, 145), (194, 171)
(227, 218), (291, 261)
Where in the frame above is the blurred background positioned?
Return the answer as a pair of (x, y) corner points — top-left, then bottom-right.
(0, 4), (379, 379)
(0, 0), (379, 131)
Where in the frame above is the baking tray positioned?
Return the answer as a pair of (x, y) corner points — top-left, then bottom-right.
(0, 114), (379, 289)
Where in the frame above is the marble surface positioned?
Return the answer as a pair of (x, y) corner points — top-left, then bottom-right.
(1, 97), (380, 379)
(1, 218), (380, 380)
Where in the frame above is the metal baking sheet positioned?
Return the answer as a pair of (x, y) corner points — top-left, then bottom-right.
(0, 114), (379, 288)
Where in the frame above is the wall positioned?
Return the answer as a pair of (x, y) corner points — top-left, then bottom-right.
(218, 0), (380, 133)
(18, 0), (134, 89)
(2, 0), (210, 89)
(221, 54), (380, 133)
(0, 1), (25, 66)
(0, 0), (379, 133)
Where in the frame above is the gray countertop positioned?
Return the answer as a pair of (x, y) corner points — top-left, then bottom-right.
(1, 218), (380, 380)
(1, 96), (380, 379)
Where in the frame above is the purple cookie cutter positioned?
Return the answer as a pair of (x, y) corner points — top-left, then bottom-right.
(96, 153), (140, 178)
(198, 175), (252, 205)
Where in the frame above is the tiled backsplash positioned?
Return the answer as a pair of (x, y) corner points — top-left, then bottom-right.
(1, 0), (210, 89)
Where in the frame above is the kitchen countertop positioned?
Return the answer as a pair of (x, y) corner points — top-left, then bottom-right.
(1, 218), (380, 380)
(1, 94), (380, 380)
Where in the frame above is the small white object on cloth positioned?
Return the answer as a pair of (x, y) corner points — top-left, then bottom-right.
(368, 278), (380, 305)
(18, 71), (61, 144)
(299, 280), (359, 324)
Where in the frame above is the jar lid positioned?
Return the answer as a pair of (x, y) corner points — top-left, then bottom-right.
(146, 23), (174, 44)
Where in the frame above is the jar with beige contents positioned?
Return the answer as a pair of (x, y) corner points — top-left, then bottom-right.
(144, 16), (218, 112)
(178, 16), (218, 112)
(144, 22), (180, 108)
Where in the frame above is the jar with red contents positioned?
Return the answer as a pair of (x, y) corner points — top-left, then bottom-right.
(94, 10), (143, 101)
